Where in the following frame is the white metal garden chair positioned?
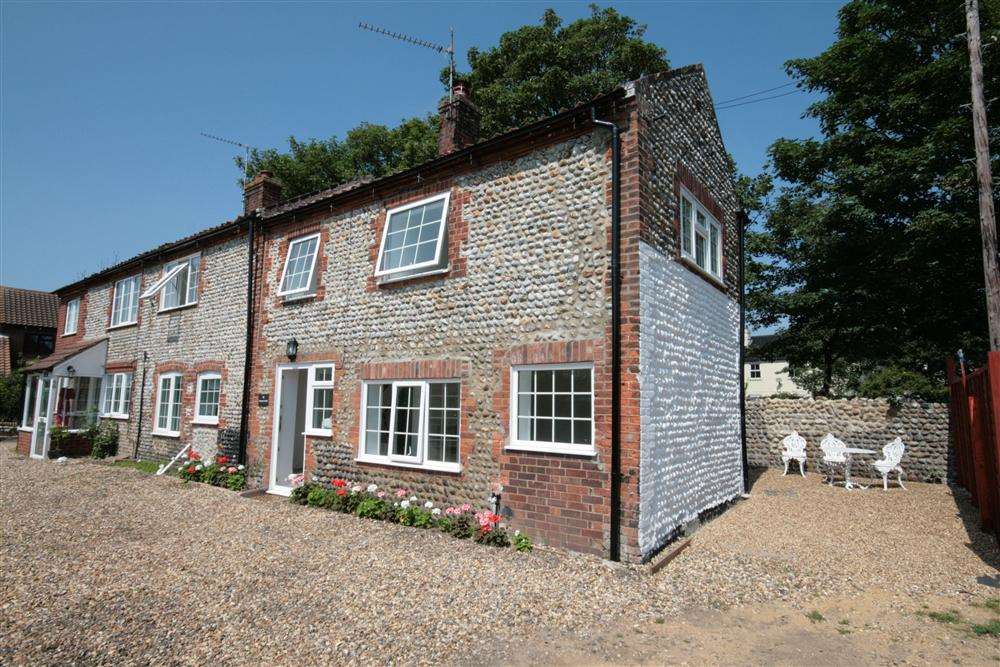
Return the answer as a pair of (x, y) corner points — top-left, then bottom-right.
(869, 437), (907, 490)
(819, 433), (847, 486)
(780, 431), (807, 477)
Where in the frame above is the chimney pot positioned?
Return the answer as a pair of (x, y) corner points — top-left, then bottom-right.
(438, 83), (481, 156)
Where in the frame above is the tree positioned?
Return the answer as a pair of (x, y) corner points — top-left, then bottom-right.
(237, 116), (439, 200)
(0, 365), (24, 423)
(748, 0), (999, 396)
(241, 5), (669, 198)
(449, 5), (668, 138)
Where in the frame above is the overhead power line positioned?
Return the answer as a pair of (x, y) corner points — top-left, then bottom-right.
(715, 82), (795, 106)
(716, 89), (803, 111)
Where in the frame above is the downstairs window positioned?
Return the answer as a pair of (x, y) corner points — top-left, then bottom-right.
(358, 379), (460, 471)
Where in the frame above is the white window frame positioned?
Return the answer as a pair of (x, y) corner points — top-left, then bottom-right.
(157, 253), (201, 313)
(63, 298), (80, 335)
(303, 364), (335, 436)
(110, 275), (140, 328)
(193, 372), (222, 426)
(679, 185), (724, 282)
(277, 232), (321, 297)
(357, 378), (461, 473)
(140, 263), (185, 299)
(153, 372), (183, 437)
(507, 362), (596, 457)
(373, 192), (451, 279)
(749, 362), (762, 380)
(100, 372), (133, 419)
(20, 373), (40, 430)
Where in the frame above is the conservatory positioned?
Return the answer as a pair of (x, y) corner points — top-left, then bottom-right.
(20, 338), (108, 459)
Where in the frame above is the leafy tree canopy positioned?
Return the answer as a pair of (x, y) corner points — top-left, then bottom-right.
(446, 5), (669, 138)
(237, 116), (439, 200)
(241, 5), (668, 199)
(747, 0), (998, 397)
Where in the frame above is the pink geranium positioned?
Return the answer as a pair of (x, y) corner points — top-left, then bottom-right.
(395, 489), (408, 498)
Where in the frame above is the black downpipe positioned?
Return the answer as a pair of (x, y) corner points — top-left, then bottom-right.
(591, 107), (622, 563)
(738, 212), (749, 492)
(238, 216), (256, 465)
(133, 351), (149, 459)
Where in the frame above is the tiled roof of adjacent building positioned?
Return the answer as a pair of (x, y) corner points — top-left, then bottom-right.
(0, 286), (58, 329)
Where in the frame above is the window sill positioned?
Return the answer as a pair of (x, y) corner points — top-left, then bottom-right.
(61, 331), (78, 338)
(304, 429), (332, 438)
(192, 419), (219, 427)
(100, 414), (130, 421)
(279, 291), (317, 304)
(17, 426), (34, 433)
(157, 302), (198, 315)
(678, 255), (726, 288)
(107, 321), (138, 331)
(376, 265), (451, 287)
(355, 455), (461, 474)
(152, 430), (180, 438)
(505, 442), (597, 457)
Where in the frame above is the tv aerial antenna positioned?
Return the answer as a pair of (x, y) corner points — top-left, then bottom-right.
(200, 132), (258, 181)
(358, 21), (456, 104)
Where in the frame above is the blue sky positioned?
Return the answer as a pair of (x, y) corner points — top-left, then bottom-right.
(1, 1), (840, 291)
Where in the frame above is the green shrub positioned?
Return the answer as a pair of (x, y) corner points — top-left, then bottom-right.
(356, 497), (391, 520)
(90, 421), (120, 459)
(971, 619), (1000, 636)
(513, 531), (533, 553)
(289, 483), (318, 505)
(858, 366), (948, 404)
(306, 486), (328, 508)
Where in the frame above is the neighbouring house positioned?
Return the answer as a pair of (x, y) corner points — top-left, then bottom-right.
(18, 64), (744, 563)
(0, 286), (57, 375)
(17, 222), (250, 460)
(744, 334), (809, 398)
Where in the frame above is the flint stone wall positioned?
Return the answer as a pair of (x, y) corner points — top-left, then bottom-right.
(746, 397), (951, 483)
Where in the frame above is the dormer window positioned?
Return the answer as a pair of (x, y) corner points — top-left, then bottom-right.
(277, 233), (320, 298)
(142, 254), (201, 312)
(160, 254), (200, 311)
(374, 192), (450, 279)
(679, 186), (723, 281)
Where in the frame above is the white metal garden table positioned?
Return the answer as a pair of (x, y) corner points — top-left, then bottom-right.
(841, 447), (875, 489)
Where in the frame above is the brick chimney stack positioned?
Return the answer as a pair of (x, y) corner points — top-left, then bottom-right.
(243, 170), (283, 215)
(437, 83), (481, 156)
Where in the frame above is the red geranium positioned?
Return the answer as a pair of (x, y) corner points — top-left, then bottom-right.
(186, 465), (196, 474)
(332, 479), (347, 488)
(216, 455), (228, 465)
(189, 451), (201, 461)
(336, 488), (347, 496)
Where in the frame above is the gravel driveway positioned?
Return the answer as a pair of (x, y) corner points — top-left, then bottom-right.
(2, 443), (997, 665)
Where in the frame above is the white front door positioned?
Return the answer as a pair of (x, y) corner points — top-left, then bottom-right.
(268, 366), (308, 495)
(29, 376), (52, 459)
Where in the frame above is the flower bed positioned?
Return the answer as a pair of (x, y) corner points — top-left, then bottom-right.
(288, 478), (533, 553)
(177, 452), (246, 491)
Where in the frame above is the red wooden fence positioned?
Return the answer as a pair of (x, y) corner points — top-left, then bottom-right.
(946, 351), (1000, 542)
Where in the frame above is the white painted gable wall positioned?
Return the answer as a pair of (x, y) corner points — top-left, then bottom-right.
(637, 241), (744, 556)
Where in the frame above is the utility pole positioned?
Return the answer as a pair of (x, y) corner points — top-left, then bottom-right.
(966, 0), (1000, 351)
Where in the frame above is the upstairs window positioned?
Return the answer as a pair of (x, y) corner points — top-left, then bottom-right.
(278, 233), (320, 297)
(64, 298), (80, 335)
(101, 372), (133, 418)
(194, 372), (221, 425)
(375, 193), (450, 279)
(159, 254), (200, 311)
(359, 379), (461, 471)
(679, 186), (723, 281)
(110, 275), (140, 328)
